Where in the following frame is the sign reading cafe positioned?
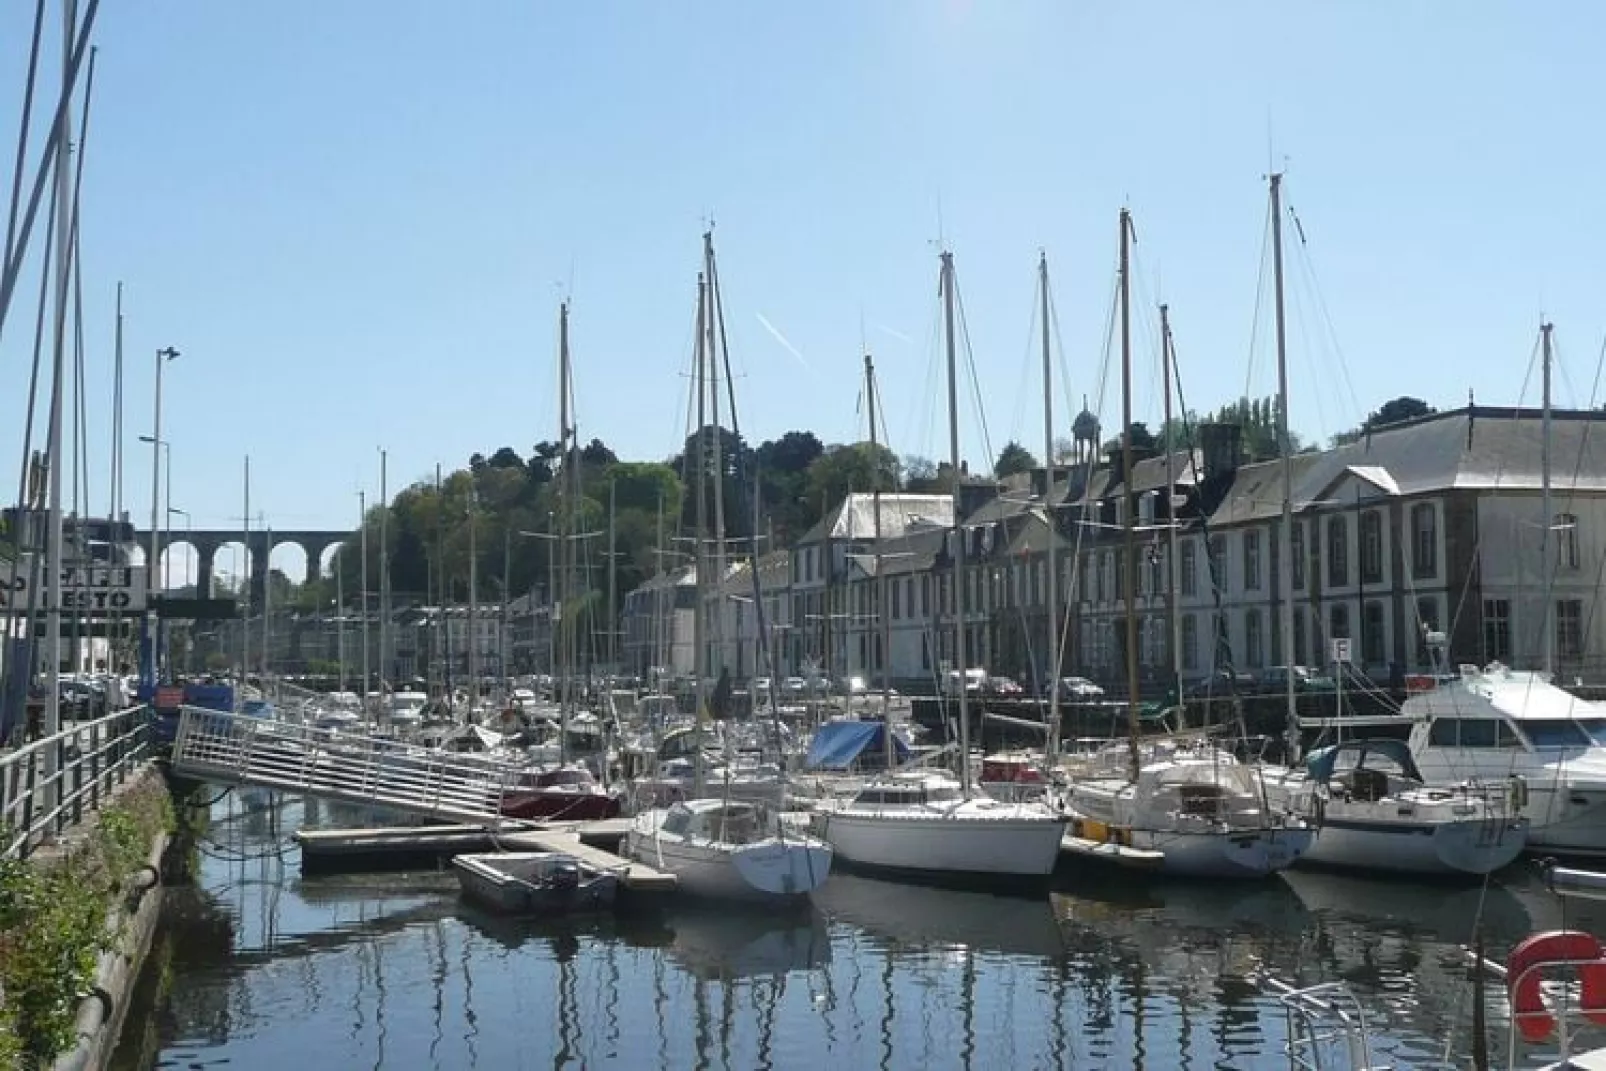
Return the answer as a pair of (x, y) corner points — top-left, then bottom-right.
(0, 556), (147, 613)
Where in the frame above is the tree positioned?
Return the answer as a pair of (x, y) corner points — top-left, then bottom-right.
(755, 430), (825, 541)
(805, 441), (900, 513)
(1100, 422), (1159, 455)
(993, 441), (1038, 479)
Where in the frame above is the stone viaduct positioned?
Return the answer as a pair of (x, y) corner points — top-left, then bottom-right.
(134, 527), (352, 607)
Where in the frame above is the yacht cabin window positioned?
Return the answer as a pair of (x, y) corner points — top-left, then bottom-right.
(1520, 719), (1596, 749)
(1426, 717), (1523, 748)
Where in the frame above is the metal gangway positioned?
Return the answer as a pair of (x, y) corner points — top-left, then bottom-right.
(170, 706), (526, 824)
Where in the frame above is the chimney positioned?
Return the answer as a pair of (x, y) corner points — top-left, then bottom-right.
(1198, 422), (1241, 482)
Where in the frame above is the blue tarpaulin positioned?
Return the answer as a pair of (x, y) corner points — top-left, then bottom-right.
(805, 720), (910, 770)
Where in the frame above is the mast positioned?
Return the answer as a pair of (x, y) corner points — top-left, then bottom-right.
(110, 281), (122, 663)
(467, 485), (478, 711)
(261, 523), (271, 681)
(1270, 173), (1299, 757)
(378, 449), (389, 692)
(557, 301), (572, 764)
(940, 251), (973, 795)
(705, 232), (728, 687)
(690, 272), (708, 799)
(335, 548), (346, 697)
(1541, 321), (1554, 677)
(607, 478), (617, 677)
(501, 527), (511, 703)
(654, 489), (665, 689)
(1039, 252), (1061, 757)
(867, 353), (893, 768)
(241, 457), (250, 687)
(43, 0), (74, 737)
(1119, 208), (1141, 780)
(1161, 304), (1184, 724)
(434, 461), (444, 696)
(358, 488), (369, 716)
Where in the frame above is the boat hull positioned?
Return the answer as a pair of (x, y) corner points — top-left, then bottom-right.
(452, 853), (619, 915)
(1298, 817), (1528, 876)
(624, 828), (831, 903)
(814, 810), (1065, 879)
(500, 789), (622, 822)
(1067, 825), (1312, 879)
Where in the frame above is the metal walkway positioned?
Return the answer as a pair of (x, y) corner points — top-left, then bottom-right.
(170, 706), (523, 824)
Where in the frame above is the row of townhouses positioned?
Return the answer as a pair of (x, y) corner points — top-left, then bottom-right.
(620, 407), (1606, 693)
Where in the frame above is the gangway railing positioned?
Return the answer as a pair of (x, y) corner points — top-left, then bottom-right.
(1255, 973), (1390, 1071)
(170, 705), (525, 824)
(2, 705), (151, 859)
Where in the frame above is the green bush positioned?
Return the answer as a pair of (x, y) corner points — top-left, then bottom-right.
(0, 775), (175, 1064)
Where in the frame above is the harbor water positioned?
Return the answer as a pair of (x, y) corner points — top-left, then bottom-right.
(110, 789), (1605, 1069)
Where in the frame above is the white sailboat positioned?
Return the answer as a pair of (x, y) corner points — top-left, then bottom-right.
(810, 249), (1066, 883)
(1056, 205), (1312, 879)
(624, 230), (832, 902)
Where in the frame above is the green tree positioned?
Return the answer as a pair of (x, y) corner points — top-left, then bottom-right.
(993, 441), (1038, 478)
(805, 442), (900, 512)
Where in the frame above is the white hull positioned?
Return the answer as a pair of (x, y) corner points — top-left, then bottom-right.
(624, 824), (831, 903)
(1061, 823), (1312, 879)
(1298, 817), (1526, 876)
(814, 810), (1065, 878)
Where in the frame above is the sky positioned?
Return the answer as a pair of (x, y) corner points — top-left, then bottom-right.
(3, 2), (1605, 583)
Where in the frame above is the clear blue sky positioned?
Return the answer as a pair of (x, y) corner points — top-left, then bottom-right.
(3, 2), (1603, 581)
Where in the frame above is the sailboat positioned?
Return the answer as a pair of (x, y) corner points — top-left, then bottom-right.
(501, 302), (622, 823)
(623, 231), (832, 903)
(1056, 207), (1313, 879)
(809, 249), (1067, 883)
(1245, 174), (1527, 877)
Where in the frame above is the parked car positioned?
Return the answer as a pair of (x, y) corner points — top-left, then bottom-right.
(942, 668), (988, 696)
(984, 676), (1024, 698)
(1054, 676), (1105, 700)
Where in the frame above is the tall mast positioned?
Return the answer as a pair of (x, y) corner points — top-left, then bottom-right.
(43, 0), (75, 737)
(557, 301), (572, 763)
(1270, 173), (1299, 756)
(1119, 209), (1141, 780)
(378, 449), (389, 691)
(434, 461), (443, 695)
(241, 457), (250, 687)
(109, 281), (122, 662)
(705, 231), (728, 684)
(1161, 304), (1183, 722)
(1039, 252), (1061, 757)
(335, 548), (346, 697)
(866, 353), (893, 767)
(467, 485), (478, 710)
(261, 523), (271, 681)
(358, 488), (369, 716)
(607, 478), (617, 676)
(654, 488), (665, 688)
(690, 273), (708, 799)
(1541, 320), (1554, 676)
(941, 251), (973, 795)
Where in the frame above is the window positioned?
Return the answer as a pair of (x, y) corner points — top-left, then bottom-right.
(1181, 613), (1198, 671)
(1362, 601), (1387, 665)
(1114, 550), (1126, 601)
(1428, 718), (1523, 749)
(1246, 609), (1264, 667)
(1096, 553), (1107, 603)
(921, 576), (930, 617)
(1291, 521), (1305, 589)
(1483, 598), (1510, 662)
(1077, 554), (1090, 603)
(1208, 535), (1225, 590)
(1360, 511), (1383, 585)
(1521, 719), (1593, 748)
(1243, 531), (1261, 591)
(1181, 540), (1197, 596)
(1557, 513), (1581, 570)
(1412, 503), (1437, 579)
(890, 579), (901, 619)
(921, 632), (930, 670)
(1293, 609), (1307, 666)
(1329, 603), (1350, 644)
(1558, 598), (1584, 659)
(1327, 515), (1349, 587)
(1149, 545), (1164, 597)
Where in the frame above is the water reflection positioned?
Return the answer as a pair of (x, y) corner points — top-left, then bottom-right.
(116, 791), (1606, 1069)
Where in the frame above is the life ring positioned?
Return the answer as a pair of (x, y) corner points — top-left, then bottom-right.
(1505, 930), (1606, 1041)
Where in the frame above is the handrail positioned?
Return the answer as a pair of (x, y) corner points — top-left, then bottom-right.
(1, 704), (151, 859)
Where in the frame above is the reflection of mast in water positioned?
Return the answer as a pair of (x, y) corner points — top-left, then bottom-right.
(653, 952), (671, 1070)
(356, 928), (390, 1069)
(459, 920), (479, 1067)
(1133, 953), (1147, 1071)
(877, 951), (894, 1070)
(554, 932), (581, 1067)
(426, 919), (448, 1068)
(1048, 963), (1070, 1067)
(601, 930), (621, 1053)
(959, 949), (975, 1071)
(754, 973), (783, 1068)
(693, 976), (712, 1066)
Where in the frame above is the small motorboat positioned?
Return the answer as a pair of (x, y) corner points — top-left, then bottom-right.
(452, 851), (619, 915)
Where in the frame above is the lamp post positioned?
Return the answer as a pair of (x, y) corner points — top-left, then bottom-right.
(142, 347), (178, 688)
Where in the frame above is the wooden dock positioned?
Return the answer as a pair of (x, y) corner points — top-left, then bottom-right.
(294, 819), (675, 891)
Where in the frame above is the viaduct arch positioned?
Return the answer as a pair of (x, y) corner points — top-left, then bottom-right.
(135, 527), (352, 607)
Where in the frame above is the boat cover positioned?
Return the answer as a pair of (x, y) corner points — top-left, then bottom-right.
(1304, 738), (1423, 784)
(806, 720), (910, 770)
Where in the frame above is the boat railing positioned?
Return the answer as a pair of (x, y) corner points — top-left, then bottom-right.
(1255, 974), (1387, 1071)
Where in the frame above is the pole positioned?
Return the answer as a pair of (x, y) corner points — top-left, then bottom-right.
(1119, 209), (1141, 780)
(261, 523), (271, 682)
(110, 281), (122, 665)
(434, 461), (443, 692)
(868, 353), (894, 768)
(358, 489), (369, 717)
(378, 448), (389, 690)
(557, 303), (572, 764)
(44, 0), (74, 739)
(146, 356), (162, 683)
(336, 548), (346, 697)
(941, 251), (973, 795)
(705, 233), (728, 687)
(607, 478), (617, 677)
(467, 486), (478, 712)
(1270, 173), (1299, 759)
(547, 511), (556, 680)
(1541, 321), (1554, 677)
(690, 272), (707, 799)
(163, 443), (171, 591)
(241, 456), (249, 687)
(1161, 304), (1183, 726)
(501, 526), (510, 701)
(1039, 252), (1062, 756)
